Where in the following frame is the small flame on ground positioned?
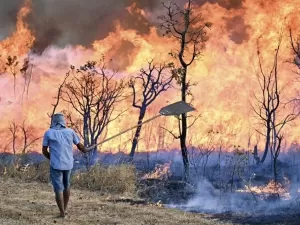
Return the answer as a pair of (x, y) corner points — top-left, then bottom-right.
(142, 162), (172, 180)
(237, 178), (291, 200)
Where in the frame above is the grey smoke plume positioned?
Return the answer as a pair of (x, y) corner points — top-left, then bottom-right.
(0, 0), (23, 40)
(0, 0), (248, 53)
(194, 0), (244, 9)
(26, 0), (154, 53)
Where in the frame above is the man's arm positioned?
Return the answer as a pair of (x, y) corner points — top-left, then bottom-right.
(77, 143), (88, 153)
(42, 146), (50, 160)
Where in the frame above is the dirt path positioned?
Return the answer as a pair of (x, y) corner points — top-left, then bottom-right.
(0, 178), (231, 225)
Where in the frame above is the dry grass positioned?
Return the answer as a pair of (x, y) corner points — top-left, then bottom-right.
(72, 164), (136, 195)
(1, 161), (50, 183)
(0, 177), (234, 225)
(0, 161), (136, 195)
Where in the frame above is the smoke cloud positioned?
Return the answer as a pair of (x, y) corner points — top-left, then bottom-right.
(0, 0), (23, 40)
(0, 0), (249, 52)
(194, 0), (244, 9)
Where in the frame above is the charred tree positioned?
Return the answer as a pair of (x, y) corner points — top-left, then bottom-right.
(20, 119), (41, 154)
(9, 121), (18, 157)
(20, 57), (34, 102)
(159, 0), (211, 180)
(5, 56), (19, 99)
(289, 28), (300, 69)
(60, 61), (125, 167)
(129, 61), (172, 158)
(252, 34), (298, 171)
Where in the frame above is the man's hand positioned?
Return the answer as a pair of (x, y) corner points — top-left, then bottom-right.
(77, 143), (88, 153)
(42, 146), (50, 160)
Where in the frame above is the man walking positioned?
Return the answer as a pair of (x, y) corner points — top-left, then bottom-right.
(42, 113), (87, 218)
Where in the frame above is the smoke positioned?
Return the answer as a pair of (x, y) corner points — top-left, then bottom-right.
(194, 0), (244, 9)
(226, 15), (250, 44)
(167, 150), (300, 216)
(0, 0), (250, 53)
(25, 0), (150, 53)
(169, 178), (300, 216)
(184, 179), (259, 213)
(0, 0), (23, 40)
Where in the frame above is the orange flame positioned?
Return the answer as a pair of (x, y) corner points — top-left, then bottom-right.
(0, 0), (34, 63)
(1, 0), (300, 154)
(237, 178), (291, 200)
(143, 162), (172, 180)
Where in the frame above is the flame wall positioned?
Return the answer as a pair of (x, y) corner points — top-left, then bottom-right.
(1, 0), (300, 154)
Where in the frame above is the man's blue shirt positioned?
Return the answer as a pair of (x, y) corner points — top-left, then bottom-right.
(43, 127), (80, 170)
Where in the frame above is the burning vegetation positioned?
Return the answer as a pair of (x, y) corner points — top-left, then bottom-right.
(2, 0), (300, 224)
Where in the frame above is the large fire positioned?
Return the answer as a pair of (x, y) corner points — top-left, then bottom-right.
(0, 0), (35, 68)
(1, 0), (300, 154)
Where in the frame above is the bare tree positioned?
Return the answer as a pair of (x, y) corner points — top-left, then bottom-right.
(227, 148), (248, 193)
(60, 61), (126, 167)
(128, 61), (173, 158)
(20, 57), (34, 102)
(159, 0), (211, 179)
(289, 28), (300, 69)
(188, 130), (216, 177)
(20, 119), (41, 154)
(251, 34), (299, 169)
(5, 56), (19, 98)
(8, 121), (18, 157)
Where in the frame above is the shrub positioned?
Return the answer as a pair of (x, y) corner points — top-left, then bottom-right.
(1, 160), (137, 196)
(0, 161), (50, 183)
(72, 164), (136, 195)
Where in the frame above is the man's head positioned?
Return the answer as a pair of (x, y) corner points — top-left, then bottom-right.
(51, 113), (66, 129)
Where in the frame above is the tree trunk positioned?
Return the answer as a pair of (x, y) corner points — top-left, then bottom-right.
(83, 115), (91, 169)
(26, 67), (32, 98)
(88, 139), (97, 168)
(180, 67), (189, 180)
(273, 156), (277, 184)
(14, 74), (16, 98)
(129, 106), (146, 158)
(261, 123), (271, 163)
(83, 115), (89, 147)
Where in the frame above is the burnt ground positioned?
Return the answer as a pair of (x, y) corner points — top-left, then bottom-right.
(206, 211), (300, 225)
(162, 202), (300, 225)
(172, 200), (300, 225)
(137, 178), (300, 225)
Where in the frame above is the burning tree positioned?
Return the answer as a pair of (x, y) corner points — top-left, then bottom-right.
(251, 34), (299, 182)
(3, 55), (33, 103)
(159, 0), (211, 179)
(129, 61), (173, 158)
(60, 61), (126, 166)
(289, 28), (300, 70)
(5, 56), (19, 98)
(20, 57), (34, 102)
